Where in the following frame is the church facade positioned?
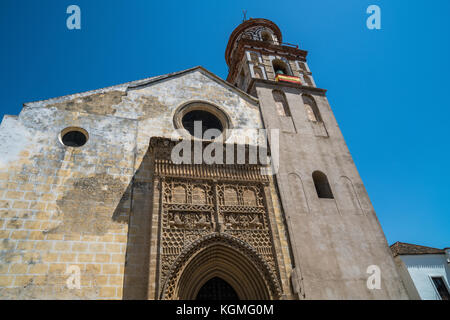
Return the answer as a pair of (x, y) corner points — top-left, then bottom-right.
(0, 18), (408, 299)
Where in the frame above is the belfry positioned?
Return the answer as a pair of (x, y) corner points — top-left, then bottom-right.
(0, 18), (408, 300)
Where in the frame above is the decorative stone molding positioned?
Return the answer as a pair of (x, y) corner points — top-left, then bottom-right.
(161, 233), (281, 300)
(150, 138), (282, 300)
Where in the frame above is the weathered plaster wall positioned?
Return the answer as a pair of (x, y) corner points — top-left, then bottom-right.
(0, 104), (136, 299)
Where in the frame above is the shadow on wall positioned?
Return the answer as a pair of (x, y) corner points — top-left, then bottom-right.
(121, 148), (155, 299)
(48, 140), (155, 299)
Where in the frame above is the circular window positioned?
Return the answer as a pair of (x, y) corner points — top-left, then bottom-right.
(182, 110), (223, 139)
(174, 102), (230, 140)
(60, 127), (88, 147)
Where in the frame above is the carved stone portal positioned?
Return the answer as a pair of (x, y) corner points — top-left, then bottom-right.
(149, 138), (282, 300)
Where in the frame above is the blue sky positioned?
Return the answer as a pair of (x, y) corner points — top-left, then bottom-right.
(1, 0), (449, 248)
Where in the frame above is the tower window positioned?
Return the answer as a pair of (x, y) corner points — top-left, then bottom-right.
(60, 127), (88, 147)
(272, 90), (291, 116)
(312, 171), (333, 199)
(272, 59), (290, 76)
(182, 110), (223, 139)
(303, 95), (322, 123)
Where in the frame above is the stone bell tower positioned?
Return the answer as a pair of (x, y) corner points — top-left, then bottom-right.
(225, 18), (409, 299)
(0, 15), (410, 301)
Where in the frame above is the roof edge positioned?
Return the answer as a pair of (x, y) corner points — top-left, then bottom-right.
(23, 66), (258, 109)
(128, 66), (259, 104)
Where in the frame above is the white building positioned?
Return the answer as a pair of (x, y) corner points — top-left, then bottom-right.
(391, 242), (450, 300)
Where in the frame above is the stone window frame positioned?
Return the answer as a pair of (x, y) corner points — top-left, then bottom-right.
(295, 60), (311, 73)
(302, 94), (322, 123)
(246, 51), (267, 80)
(58, 126), (89, 148)
(173, 100), (233, 141)
(272, 89), (291, 117)
(269, 56), (293, 77)
(247, 51), (262, 64)
(301, 74), (316, 87)
(295, 61), (316, 87)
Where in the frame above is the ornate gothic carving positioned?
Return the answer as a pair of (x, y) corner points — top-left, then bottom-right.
(151, 137), (281, 299)
(161, 233), (281, 300)
(240, 26), (278, 43)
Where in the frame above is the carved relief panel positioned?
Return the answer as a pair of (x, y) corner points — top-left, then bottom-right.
(159, 178), (278, 288)
(150, 138), (283, 299)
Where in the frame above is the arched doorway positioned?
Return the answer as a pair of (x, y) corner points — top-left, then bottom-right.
(196, 277), (239, 300)
(161, 234), (280, 300)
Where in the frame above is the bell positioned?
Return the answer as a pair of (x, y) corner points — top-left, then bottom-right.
(276, 70), (285, 75)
